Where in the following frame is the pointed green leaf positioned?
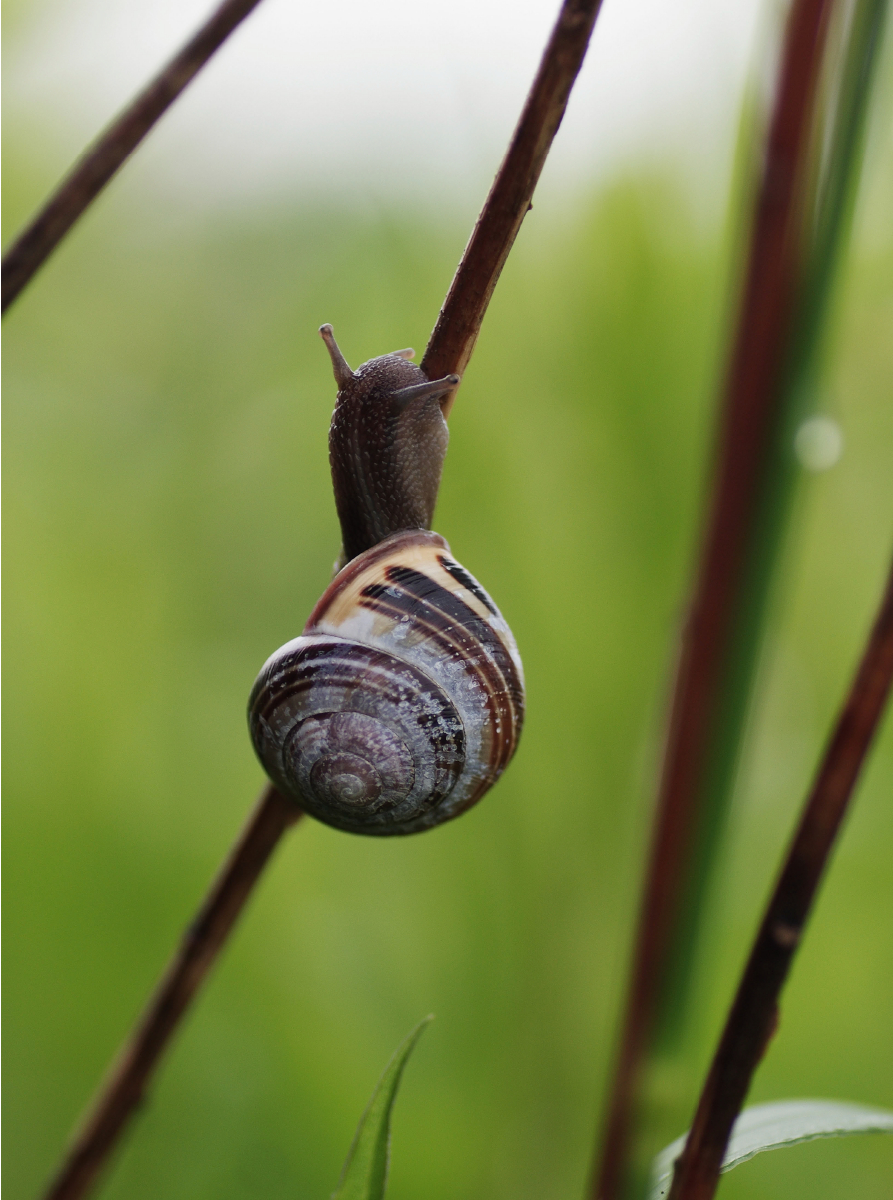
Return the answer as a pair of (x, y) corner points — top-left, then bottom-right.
(649, 1099), (893, 1199)
(331, 1016), (433, 1200)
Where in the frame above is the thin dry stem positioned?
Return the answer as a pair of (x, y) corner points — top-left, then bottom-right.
(41, 786), (302, 1200)
(421, 0), (604, 413)
(667, 557), (893, 1200)
(590, 1), (836, 1196)
(2, 0), (265, 314)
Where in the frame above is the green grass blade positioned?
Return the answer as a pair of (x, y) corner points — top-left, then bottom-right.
(330, 1017), (433, 1200)
(649, 1099), (893, 1198)
(654, 0), (891, 1047)
(799, 0), (888, 372)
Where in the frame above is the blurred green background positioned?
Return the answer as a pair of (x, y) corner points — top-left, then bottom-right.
(4, 11), (893, 1200)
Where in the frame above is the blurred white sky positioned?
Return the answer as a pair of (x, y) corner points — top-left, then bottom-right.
(4, 0), (784, 213)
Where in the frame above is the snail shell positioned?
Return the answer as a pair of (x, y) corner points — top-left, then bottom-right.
(248, 325), (524, 835)
(248, 528), (524, 835)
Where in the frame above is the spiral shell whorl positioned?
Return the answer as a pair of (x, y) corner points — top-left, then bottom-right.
(248, 530), (524, 835)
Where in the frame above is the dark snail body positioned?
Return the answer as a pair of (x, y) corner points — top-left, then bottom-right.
(247, 325), (523, 835)
(324, 324), (458, 563)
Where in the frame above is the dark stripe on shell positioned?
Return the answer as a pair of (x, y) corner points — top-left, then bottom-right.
(438, 555), (498, 615)
(304, 529), (449, 631)
(358, 587), (509, 773)
(384, 564), (524, 720)
(252, 642), (463, 748)
(359, 566), (522, 772)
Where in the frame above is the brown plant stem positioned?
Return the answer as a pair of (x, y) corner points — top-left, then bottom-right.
(421, 0), (604, 413)
(667, 557), (893, 1200)
(2, 0), (265, 315)
(590, 0), (836, 1196)
(41, 785), (302, 1200)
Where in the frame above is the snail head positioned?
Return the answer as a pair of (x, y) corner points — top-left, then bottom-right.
(320, 324), (459, 563)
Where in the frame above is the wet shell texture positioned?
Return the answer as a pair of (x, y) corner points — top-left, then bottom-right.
(248, 529), (524, 835)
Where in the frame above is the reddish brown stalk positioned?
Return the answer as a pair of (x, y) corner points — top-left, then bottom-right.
(667, 557), (893, 1200)
(591, 1), (835, 1197)
(422, 0), (604, 413)
(2, 0), (265, 315)
(41, 785), (301, 1200)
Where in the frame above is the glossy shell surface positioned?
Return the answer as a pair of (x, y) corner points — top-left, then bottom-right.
(248, 529), (524, 835)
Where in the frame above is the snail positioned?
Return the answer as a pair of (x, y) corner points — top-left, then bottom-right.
(247, 325), (524, 835)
